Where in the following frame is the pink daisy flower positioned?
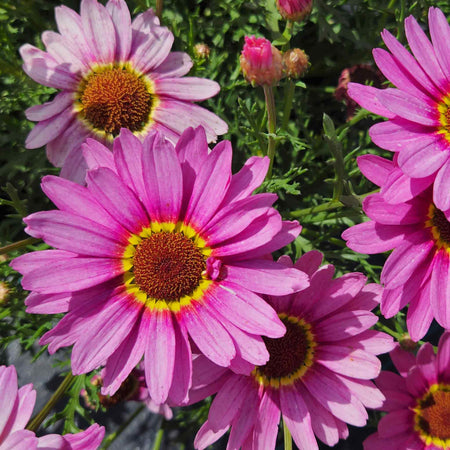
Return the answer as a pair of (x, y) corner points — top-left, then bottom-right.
(0, 364), (104, 450)
(342, 154), (450, 341)
(11, 126), (308, 406)
(347, 7), (450, 212)
(364, 332), (450, 450)
(187, 251), (394, 450)
(20, 0), (227, 183)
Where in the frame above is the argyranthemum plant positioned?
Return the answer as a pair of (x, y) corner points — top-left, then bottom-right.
(0, 365), (104, 449)
(188, 252), (394, 450)
(342, 155), (450, 341)
(11, 126), (308, 406)
(348, 7), (450, 212)
(20, 0), (227, 183)
(364, 332), (450, 450)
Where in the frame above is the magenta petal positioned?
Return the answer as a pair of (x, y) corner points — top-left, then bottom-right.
(82, 138), (116, 172)
(144, 310), (176, 404)
(224, 259), (308, 295)
(24, 210), (126, 257)
(167, 321), (192, 405)
(407, 285), (434, 343)
(252, 390), (280, 450)
(316, 346), (381, 380)
(397, 138), (448, 178)
(102, 318), (146, 396)
(185, 141), (232, 230)
(429, 7), (450, 81)
(437, 332), (450, 383)
(338, 330), (395, 355)
(25, 292), (70, 314)
(280, 387), (318, 450)
(381, 169), (434, 204)
(430, 250), (450, 328)
(86, 167), (149, 234)
(433, 158), (450, 211)
(381, 232), (433, 289)
(63, 423), (105, 449)
(182, 304), (236, 367)
(342, 220), (408, 254)
(208, 374), (248, 431)
(1, 430), (37, 450)
(208, 280), (285, 338)
(302, 365), (367, 427)
(356, 155), (394, 187)
(59, 145), (89, 185)
(194, 421), (228, 450)
(141, 133), (183, 224)
(416, 342), (438, 385)
(335, 376), (385, 409)
(0, 366), (18, 435)
(377, 88), (439, 126)
(377, 409), (413, 438)
(389, 345), (417, 377)
(347, 83), (396, 118)
(71, 294), (141, 374)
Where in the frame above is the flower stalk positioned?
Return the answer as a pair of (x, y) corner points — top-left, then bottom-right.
(263, 84), (277, 179)
(283, 418), (293, 450)
(26, 372), (76, 432)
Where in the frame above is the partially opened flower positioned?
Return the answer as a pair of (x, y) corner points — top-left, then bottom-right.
(348, 7), (450, 211)
(0, 365), (104, 450)
(342, 154), (450, 341)
(11, 127), (308, 406)
(364, 332), (450, 450)
(20, 0), (227, 183)
(189, 252), (394, 450)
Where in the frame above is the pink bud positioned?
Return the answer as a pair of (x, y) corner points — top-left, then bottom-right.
(240, 36), (283, 86)
(276, 0), (313, 22)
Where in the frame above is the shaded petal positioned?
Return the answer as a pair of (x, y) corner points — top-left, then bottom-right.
(102, 317), (146, 396)
(337, 330), (395, 355)
(25, 292), (70, 314)
(1, 430), (37, 450)
(335, 376), (385, 409)
(63, 424), (105, 449)
(430, 249), (450, 329)
(280, 387), (318, 450)
(60, 145), (89, 185)
(26, 92), (73, 121)
(82, 138), (115, 172)
(390, 345), (417, 377)
(25, 106), (74, 149)
(437, 332), (450, 383)
(377, 409), (414, 438)
(152, 52), (193, 78)
(194, 421), (228, 450)
(207, 280), (285, 338)
(434, 158), (450, 211)
(144, 309), (176, 404)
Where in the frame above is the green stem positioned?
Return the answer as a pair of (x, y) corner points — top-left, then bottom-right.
(0, 237), (40, 255)
(283, 419), (292, 450)
(281, 79), (295, 131)
(102, 404), (145, 449)
(152, 425), (165, 450)
(263, 84), (277, 179)
(26, 372), (75, 432)
(155, 0), (163, 20)
(376, 322), (402, 340)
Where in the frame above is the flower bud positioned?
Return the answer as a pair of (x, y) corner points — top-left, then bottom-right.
(282, 48), (309, 79)
(194, 43), (210, 60)
(240, 36), (283, 86)
(276, 0), (313, 22)
(0, 282), (9, 305)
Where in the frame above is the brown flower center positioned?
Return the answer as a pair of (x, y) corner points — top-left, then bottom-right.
(415, 384), (450, 448)
(253, 315), (315, 388)
(79, 67), (152, 136)
(132, 232), (206, 301)
(427, 204), (450, 251)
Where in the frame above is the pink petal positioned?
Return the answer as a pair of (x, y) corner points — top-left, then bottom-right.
(194, 421), (228, 450)
(430, 250), (450, 328)
(62, 423), (105, 449)
(105, 0), (132, 61)
(347, 83), (396, 118)
(335, 376), (385, 409)
(82, 138), (115, 172)
(59, 145), (89, 185)
(26, 92), (73, 121)
(389, 345), (417, 377)
(356, 154), (394, 187)
(0, 366), (18, 436)
(152, 52), (193, 78)
(437, 332), (450, 383)
(80, 0), (116, 64)
(377, 409), (413, 438)
(381, 169), (434, 204)
(429, 7), (450, 81)
(154, 78), (219, 101)
(252, 390), (281, 450)
(144, 309), (176, 404)
(25, 292), (70, 314)
(433, 158), (450, 211)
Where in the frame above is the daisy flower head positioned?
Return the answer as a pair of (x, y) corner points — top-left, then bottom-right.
(11, 126), (308, 406)
(365, 332), (450, 450)
(0, 365), (104, 449)
(20, 0), (228, 183)
(347, 7), (450, 212)
(189, 251), (394, 450)
(342, 155), (450, 341)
